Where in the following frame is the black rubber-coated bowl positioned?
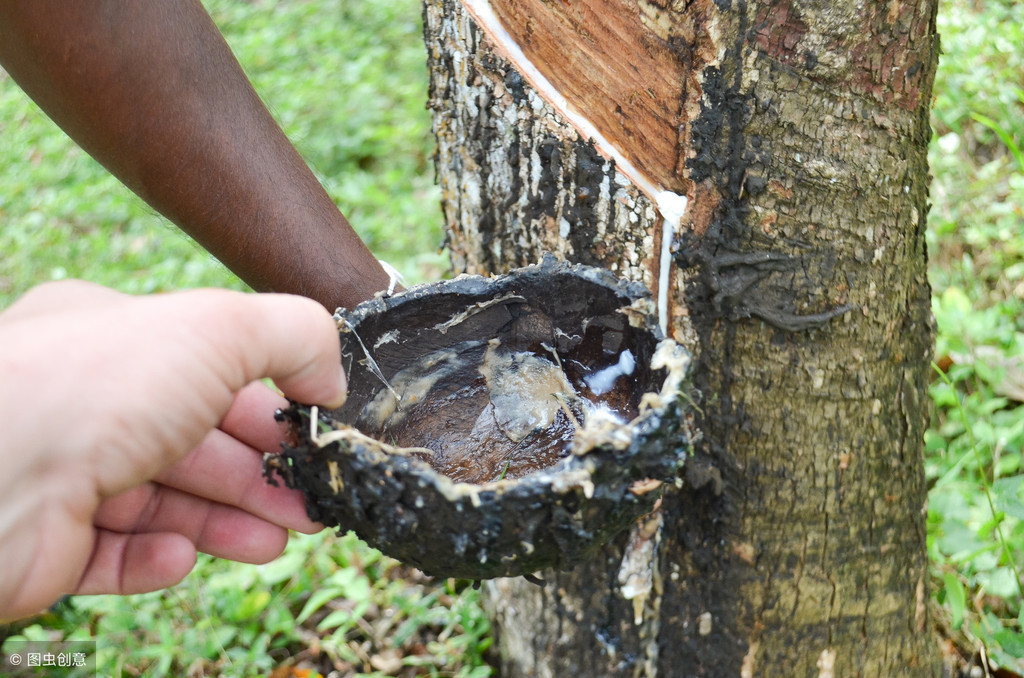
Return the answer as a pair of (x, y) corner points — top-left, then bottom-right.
(265, 256), (691, 579)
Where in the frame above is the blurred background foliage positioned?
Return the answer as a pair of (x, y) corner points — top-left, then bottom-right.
(0, 0), (446, 305)
(927, 0), (1024, 671)
(1, 0), (1022, 675)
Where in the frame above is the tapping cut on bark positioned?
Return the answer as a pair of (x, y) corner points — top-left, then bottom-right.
(461, 0), (719, 199)
(265, 257), (693, 580)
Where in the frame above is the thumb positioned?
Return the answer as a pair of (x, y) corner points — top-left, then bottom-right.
(192, 291), (347, 408)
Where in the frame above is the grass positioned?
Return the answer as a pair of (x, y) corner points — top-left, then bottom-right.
(0, 0), (446, 308)
(1, 0), (1022, 674)
(926, 0), (1024, 671)
(8, 533), (492, 677)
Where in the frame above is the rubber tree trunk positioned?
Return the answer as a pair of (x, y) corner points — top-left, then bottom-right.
(423, 0), (941, 675)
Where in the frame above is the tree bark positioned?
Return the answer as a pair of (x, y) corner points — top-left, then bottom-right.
(424, 0), (941, 675)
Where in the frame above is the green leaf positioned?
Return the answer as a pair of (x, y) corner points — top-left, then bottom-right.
(978, 567), (1022, 599)
(941, 285), (973, 315)
(992, 626), (1024, 659)
(237, 590), (272, 618)
(970, 111), (1024, 172)
(318, 600), (370, 633)
(944, 573), (967, 629)
(992, 475), (1024, 520)
(317, 607), (355, 632)
(296, 587), (345, 624)
(256, 548), (309, 586)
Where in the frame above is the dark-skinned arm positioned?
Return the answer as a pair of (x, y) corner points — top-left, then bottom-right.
(0, 0), (392, 310)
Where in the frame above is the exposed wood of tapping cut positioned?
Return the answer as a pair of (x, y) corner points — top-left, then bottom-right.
(468, 0), (687, 195)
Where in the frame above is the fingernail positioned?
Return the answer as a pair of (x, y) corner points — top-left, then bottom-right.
(323, 370), (348, 410)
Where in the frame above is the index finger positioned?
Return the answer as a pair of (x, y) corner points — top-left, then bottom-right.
(219, 381), (292, 452)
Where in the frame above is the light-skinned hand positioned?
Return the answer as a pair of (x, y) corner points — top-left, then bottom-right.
(0, 280), (345, 620)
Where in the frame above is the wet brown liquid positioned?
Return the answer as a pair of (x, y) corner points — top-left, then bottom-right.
(358, 342), (593, 484)
(342, 289), (655, 485)
(399, 392), (582, 484)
